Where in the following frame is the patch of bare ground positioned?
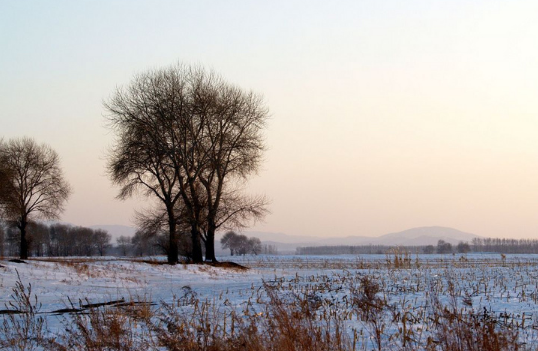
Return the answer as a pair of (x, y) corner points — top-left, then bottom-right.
(129, 258), (249, 270)
(29, 257), (107, 264)
(208, 261), (249, 271)
(8, 259), (27, 264)
(129, 258), (169, 265)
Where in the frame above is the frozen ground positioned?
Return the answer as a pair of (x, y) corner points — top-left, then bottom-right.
(2, 253), (538, 349)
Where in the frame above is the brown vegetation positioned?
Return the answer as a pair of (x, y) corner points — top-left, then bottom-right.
(0, 269), (525, 351)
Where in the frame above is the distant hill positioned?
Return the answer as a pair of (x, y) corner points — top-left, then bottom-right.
(245, 226), (481, 253)
(242, 231), (322, 244)
(375, 226), (480, 246)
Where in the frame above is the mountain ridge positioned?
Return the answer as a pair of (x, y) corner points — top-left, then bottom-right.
(245, 226), (480, 252)
(249, 226), (479, 245)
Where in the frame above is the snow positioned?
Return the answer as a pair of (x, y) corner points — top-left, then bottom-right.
(2, 253), (538, 348)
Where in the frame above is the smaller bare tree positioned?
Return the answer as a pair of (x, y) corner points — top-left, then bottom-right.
(220, 231), (262, 256)
(220, 231), (239, 256)
(247, 237), (262, 255)
(0, 137), (71, 259)
(93, 229), (111, 256)
(117, 235), (132, 256)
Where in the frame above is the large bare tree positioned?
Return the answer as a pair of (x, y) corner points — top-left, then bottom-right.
(105, 63), (268, 263)
(0, 137), (71, 259)
(106, 105), (184, 264)
(196, 85), (269, 261)
(105, 66), (203, 264)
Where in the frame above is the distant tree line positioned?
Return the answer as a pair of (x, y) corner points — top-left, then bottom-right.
(297, 238), (538, 255)
(470, 237), (538, 254)
(295, 245), (424, 255)
(125, 229), (277, 257)
(261, 244), (279, 255)
(0, 222), (111, 258)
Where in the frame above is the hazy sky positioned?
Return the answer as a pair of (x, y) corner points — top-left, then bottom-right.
(2, 1), (538, 238)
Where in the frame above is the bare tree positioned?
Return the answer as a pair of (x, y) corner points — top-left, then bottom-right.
(423, 245), (435, 254)
(5, 225), (19, 257)
(93, 229), (111, 256)
(136, 185), (268, 261)
(247, 237), (262, 255)
(106, 63), (268, 263)
(437, 240), (453, 254)
(117, 235), (132, 256)
(220, 231), (262, 256)
(105, 104), (183, 263)
(0, 137), (71, 259)
(456, 241), (471, 254)
(49, 223), (70, 256)
(235, 234), (250, 255)
(134, 207), (192, 259)
(192, 79), (269, 262)
(132, 229), (161, 256)
(220, 231), (239, 256)
(105, 65), (203, 264)
(70, 226), (94, 256)
(26, 221), (49, 257)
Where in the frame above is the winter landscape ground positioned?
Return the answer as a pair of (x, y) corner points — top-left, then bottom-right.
(1, 253), (538, 350)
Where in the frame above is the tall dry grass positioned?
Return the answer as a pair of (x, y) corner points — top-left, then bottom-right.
(0, 268), (528, 351)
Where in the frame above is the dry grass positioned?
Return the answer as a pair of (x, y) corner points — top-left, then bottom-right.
(0, 257), (533, 350)
(426, 282), (520, 351)
(0, 272), (45, 351)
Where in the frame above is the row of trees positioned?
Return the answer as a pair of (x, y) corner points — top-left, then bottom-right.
(423, 239), (538, 254)
(470, 237), (538, 254)
(0, 63), (269, 263)
(0, 222), (111, 258)
(296, 245), (426, 255)
(297, 240), (471, 255)
(115, 230), (276, 257)
(297, 238), (538, 255)
(106, 64), (269, 264)
(422, 240), (470, 254)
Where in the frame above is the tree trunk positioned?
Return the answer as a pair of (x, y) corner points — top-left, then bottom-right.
(205, 234), (216, 262)
(167, 209), (178, 265)
(190, 226), (203, 263)
(19, 218), (28, 260)
(204, 225), (217, 263)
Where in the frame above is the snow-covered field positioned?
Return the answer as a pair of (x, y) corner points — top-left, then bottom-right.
(2, 253), (538, 350)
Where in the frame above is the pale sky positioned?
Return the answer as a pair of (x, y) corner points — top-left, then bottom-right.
(2, 1), (538, 239)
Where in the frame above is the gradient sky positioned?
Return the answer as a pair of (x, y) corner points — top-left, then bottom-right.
(2, 1), (538, 238)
